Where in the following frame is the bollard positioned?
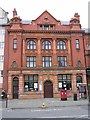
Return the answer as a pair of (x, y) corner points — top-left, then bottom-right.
(6, 98), (8, 108)
(41, 103), (46, 109)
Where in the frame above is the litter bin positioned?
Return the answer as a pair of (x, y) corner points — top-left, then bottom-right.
(60, 89), (67, 101)
(73, 94), (77, 101)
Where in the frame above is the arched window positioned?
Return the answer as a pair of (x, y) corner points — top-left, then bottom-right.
(27, 40), (36, 49)
(13, 61), (17, 68)
(42, 40), (51, 50)
(77, 60), (82, 67)
(57, 41), (66, 50)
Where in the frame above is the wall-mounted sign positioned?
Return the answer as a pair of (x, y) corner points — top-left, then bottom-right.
(59, 82), (62, 88)
(34, 83), (38, 89)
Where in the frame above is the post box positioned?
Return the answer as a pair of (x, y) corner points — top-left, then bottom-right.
(60, 89), (67, 100)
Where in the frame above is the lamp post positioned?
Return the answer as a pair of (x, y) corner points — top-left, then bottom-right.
(39, 80), (42, 99)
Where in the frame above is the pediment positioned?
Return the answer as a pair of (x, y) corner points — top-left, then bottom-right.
(11, 16), (22, 23)
(32, 10), (60, 25)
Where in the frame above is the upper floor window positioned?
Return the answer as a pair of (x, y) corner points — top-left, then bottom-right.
(77, 60), (82, 67)
(27, 40), (36, 49)
(0, 42), (4, 48)
(40, 25), (43, 30)
(0, 28), (5, 35)
(42, 56), (52, 67)
(75, 39), (80, 49)
(58, 56), (67, 67)
(0, 70), (3, 77)
(57, 41), (66, 50)
(26, 56), (36, 67)
(0, 55), (4, 62)
(42, 40), (51, 50)
(0, 18), (5, 24)
(13, 39), (17, 49)
(50, 25), (53, 30)
(44, 25), (49, 30)
(12, 61), (17, 68)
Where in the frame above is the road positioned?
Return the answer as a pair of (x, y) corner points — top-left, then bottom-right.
(1, 105), (89, 119)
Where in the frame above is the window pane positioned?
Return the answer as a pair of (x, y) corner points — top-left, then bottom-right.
(75, 39), (79, 49)
(0, 55), (4, 61)
(42, 56), (52, 67)
(0, 42), (4, 48)
(13, 39), (17, 49)
(24, 75), (38, 92)
(58, 74), (71, 90)
(57, 41), (66, 50)
(42, 40), (51, 50)
(26, 56), (36, 67)
(27, 40), (36, 49)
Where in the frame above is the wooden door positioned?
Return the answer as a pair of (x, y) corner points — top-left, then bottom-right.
(13, 77), (19, 99)
(44, 80), (53, 98)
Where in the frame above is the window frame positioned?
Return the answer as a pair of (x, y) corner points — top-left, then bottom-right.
(75, 39), (80, 49)
(27, 40), (36, 50)
(13, 39), (17, 49)
(0, 42), (4, 49)
(57, 41), (66, 50)
(0, 55), (4, 62)
(24, 74), (38, 92)
(42, 56), (52, 67)
(26, 56), (36, 68)
(58, 74), (72, 90)
(58, 56), (67, 67)
(42, 40), (51, 50)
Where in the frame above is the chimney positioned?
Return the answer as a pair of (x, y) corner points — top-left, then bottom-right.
(74, 13), (80, 21)
(13, 8), (17, 17)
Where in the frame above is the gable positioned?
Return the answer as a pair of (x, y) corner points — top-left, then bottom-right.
(32, 10), (61, 25)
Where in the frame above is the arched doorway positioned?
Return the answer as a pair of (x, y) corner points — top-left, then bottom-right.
(13, 77), (19, 99)
(44, 80), (53, 98)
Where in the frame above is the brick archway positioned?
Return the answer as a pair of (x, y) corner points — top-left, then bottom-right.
(44, 80), (53, 98)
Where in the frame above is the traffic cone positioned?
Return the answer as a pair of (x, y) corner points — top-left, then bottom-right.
(41, 102), (46, 109)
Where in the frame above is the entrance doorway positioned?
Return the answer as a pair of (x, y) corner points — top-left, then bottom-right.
(44, 80), (53, 98)
(13, 77), (19, 99)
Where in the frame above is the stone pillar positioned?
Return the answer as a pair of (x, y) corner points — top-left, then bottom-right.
(38, 75), (43, 98)
(83, 73), (87, 83)
(8, 75), (12, 99)
(19, 74), (24, 98)
(22, 39), (26, 67)
(53, 39), (57, 67)
(53, 75), (58, 98)
(72, 74), (77, 93)
(67, 39), (72, 66)
(37, 39), (42, 67)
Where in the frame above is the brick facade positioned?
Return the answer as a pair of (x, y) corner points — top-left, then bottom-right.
(3, 9), (90, 99)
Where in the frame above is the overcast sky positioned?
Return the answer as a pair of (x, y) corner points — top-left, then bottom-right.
(0, 0), (89, 28)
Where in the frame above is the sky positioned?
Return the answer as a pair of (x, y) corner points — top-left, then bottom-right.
(0, 0), (89, 28)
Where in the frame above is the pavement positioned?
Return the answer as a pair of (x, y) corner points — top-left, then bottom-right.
(0, 97), (89, 109)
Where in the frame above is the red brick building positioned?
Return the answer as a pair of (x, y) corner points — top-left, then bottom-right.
(3, 9), (90, 99)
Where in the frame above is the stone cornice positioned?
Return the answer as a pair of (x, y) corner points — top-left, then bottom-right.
(23, 30), (85, 34)
(7, 29), (85, 34)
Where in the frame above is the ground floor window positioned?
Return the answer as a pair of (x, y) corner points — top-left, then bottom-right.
(24, 74), (38, 92)
(76, 76), (82, 90)
(58, 74), (71, 90)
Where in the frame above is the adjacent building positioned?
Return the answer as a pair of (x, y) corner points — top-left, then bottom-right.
(3, 8), (90, 99)
(0, 7), (8, 90)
